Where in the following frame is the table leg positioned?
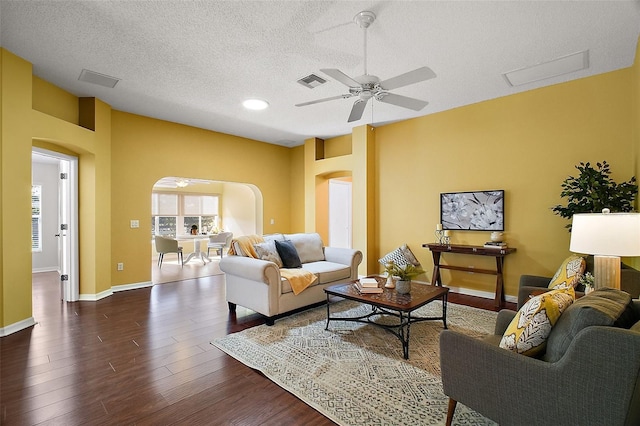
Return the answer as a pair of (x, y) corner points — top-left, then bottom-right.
(431, 251), (442, 286)
(442, 292), (448, 329)
(494, 257), (505, 308)
(325, 293), (331, 330)
(403, 311), (410, 360)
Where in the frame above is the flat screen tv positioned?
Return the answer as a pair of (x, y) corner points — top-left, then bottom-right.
(440, 190), (504, 231)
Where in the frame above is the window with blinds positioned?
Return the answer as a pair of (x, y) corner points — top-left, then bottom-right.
(151, 192), (220, 236)
(32, 185), (42, 251)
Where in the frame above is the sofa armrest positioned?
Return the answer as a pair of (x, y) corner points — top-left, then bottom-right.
(219, 255), (281, 285)
(324, 247), (361, 265)
(440, 326), (640, 425)
(324, 247), (363, 280)
(517, 275), (551, 308)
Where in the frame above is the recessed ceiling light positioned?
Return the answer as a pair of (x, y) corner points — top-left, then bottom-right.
(242, 99), (269, 110)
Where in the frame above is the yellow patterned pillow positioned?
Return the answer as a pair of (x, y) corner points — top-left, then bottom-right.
(548, 254), (586, 289)
(500, 288), (575, 357)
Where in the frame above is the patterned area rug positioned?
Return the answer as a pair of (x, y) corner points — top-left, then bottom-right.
(213, 300), (498, 425)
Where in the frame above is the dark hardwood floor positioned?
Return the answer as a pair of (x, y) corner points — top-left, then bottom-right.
(1, 272), (514, 425)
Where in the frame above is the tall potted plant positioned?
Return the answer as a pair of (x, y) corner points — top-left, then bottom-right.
(552, 161), (637, 231)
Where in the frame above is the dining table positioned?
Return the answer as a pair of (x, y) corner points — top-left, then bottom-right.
(176, 234), (211, 265)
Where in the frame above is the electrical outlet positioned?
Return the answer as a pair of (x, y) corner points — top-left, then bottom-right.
(130, 220), (139, 228)
(117, 263), (124, 271)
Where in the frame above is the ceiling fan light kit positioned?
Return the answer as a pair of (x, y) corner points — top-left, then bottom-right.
(296, 10), (436, 123)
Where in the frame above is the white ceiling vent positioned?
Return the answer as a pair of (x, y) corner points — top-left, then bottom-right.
(78, 69), (120, 88)
(503, 50), (589, 87)
(297, 73), (327, 89)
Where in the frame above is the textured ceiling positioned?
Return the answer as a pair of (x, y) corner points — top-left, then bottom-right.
(2, 1), (639, 147)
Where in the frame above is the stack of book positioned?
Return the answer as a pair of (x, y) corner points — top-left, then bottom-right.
(354, 277), (383, 294)
(484, 241), (508, 249)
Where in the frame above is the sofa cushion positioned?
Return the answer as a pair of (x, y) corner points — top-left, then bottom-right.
(285, 233), (325, 264)
(378, 244), (421, 267)
(548, 254), (586, 289)
(275, 240), (302, 268)
(254, 240), (283, 268)
(500, 288), (574, 357)
(544, 288), (633, 362)
(263, 233), (285, 242)
(302, 261), (351, 284)
(632, 320), (640, 332)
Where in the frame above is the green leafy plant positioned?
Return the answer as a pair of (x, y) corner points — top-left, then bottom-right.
(385, 261), (424, 281)
(552, 161), (637, 231)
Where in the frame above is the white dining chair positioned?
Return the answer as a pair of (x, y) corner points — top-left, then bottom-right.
(207, 232), (233, 258)
(155, 235), (183, 268)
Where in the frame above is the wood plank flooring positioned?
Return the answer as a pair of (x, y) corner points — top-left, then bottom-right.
(1, 272), (514, 425)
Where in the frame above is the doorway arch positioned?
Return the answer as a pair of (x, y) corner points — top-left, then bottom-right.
(150, 176), (263, 283)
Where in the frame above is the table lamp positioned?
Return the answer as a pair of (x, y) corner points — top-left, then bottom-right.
(569, 210), (640, 289)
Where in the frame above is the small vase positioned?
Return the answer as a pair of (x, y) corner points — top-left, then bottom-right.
(385, 275), (396, 289)
(490, 232), (504, 242)
(396, 280), (411, 294)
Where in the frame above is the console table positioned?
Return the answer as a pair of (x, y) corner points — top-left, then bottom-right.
(423, 243), (516, 308)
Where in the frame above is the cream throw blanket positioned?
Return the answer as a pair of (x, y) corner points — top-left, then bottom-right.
(229, 235), (317, 295)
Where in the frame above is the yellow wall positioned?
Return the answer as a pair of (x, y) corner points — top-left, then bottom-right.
(1, 50), (33, 327)
(2, 43), (640, 331)
(375, 68), (635, 297)
(32, 76), (79, 125)
(109, 111), (293, 286)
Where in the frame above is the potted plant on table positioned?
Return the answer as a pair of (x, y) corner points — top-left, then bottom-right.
(386, 262), (425, 294)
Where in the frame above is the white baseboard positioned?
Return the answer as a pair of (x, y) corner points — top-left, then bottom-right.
(112, 281), (153, 293)
(79, 281), (153, 301)
(80, 288), (113, 301)
(412, 279), (517, 304)
(445, 284), (517, 304)
(0, 316), (36, 337)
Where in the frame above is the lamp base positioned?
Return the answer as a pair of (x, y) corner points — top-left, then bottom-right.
(593, 255), (621, 290)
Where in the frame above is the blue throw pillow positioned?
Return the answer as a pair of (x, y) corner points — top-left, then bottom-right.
(275, 240), (302, 268)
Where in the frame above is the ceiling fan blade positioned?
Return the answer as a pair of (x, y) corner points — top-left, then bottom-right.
(295, 94), (353, 107)
(320, 68), (361, 88)
(378, 66), (436, 91)
(348, 99), (368, 122)
(377, 93), (428, 111)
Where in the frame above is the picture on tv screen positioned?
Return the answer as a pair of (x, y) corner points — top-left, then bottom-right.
(440, 190), (504, 231)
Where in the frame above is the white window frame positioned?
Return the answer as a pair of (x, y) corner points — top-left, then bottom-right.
(151, 192), (220, 236)
(32, 184), (42, 252)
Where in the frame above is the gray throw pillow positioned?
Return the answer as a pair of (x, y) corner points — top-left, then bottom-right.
(544, 288), (632, 362)
(275, 240), (302, 269)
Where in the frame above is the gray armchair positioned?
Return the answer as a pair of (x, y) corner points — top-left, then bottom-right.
(518, 260), (640, 308)
(440, 299), (640, 426)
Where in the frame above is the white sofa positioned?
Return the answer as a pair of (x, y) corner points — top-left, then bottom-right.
(219, 232), (363, 325)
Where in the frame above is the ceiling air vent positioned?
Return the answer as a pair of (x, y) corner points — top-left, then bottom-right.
(297, 73), (327, 89)
(78, 69), (120, 88)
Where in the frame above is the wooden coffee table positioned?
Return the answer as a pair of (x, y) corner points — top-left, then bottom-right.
(324, 277), (449, 359)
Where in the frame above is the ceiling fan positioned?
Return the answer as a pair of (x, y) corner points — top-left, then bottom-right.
(296, 11), (436, 123)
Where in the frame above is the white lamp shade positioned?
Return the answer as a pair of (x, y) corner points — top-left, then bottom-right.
(570, 212), (640, 256)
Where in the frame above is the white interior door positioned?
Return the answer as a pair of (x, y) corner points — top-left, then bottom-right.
(328, 179), (352, 248)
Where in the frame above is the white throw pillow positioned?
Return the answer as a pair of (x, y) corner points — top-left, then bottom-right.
(254, 240), (283, 268)
(284, 233), (325, 264)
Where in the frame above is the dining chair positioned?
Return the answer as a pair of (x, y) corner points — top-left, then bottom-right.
(207, 232), (233, 258)
(155, 235), (183, 268)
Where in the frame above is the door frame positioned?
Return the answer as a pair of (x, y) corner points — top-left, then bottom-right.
(32, 147), (79, 302)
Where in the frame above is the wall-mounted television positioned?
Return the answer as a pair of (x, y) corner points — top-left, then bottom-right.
(440, 190), (504, 231)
